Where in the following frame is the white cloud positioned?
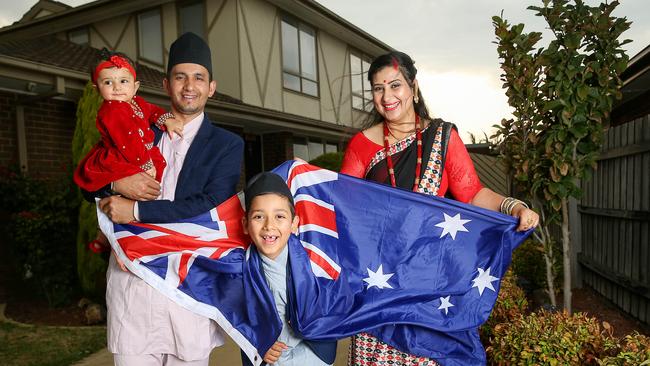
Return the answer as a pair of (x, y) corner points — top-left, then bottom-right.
(418, 67), (512, 143)
(0, 15), (13, 28)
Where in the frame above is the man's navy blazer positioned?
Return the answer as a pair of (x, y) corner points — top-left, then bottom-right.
(139, 115), (244, 222)
(86, 115), (244, 223)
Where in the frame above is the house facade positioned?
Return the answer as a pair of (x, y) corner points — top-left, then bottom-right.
(0, 0), (391, 180)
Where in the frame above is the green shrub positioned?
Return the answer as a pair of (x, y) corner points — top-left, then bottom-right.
(481, 270), (528, 342)
(71, 81), (106, 299)
(487, 309), (619, 365)
(309, 152), (344, 172)
(598, 332), (650, 365)
(511, 239), (549, 290)
(0, 167), (79, 307)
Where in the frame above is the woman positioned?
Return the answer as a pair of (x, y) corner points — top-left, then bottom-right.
(341, 51), (539, 365)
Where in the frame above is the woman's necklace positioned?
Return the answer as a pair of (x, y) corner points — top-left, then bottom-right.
(383, 114), (422, 191)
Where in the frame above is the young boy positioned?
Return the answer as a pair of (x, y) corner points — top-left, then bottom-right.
(241, 172), (336, 366)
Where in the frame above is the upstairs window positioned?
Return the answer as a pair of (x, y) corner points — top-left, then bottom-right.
(350, 53), (372, 112)
(179, 1), (204, 37)
(281, 17), (318, 97)
(68, 27), (89, 45)
(138, 9), (164, 65)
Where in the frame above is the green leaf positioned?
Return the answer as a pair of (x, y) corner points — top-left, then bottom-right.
(570, 124), (589, 138)
(551, 200), (562, 211)
(543, 99), (564, 111)
(516, 172), (529, 182)
(577, 85), (589, 100)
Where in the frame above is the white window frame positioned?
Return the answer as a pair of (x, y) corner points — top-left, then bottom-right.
(281, 16), (319, 97)
(137, 8), (164, 65)
(350, 52), (373, 112)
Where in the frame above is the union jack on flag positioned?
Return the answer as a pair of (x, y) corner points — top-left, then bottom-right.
(99, 160), (532, 366)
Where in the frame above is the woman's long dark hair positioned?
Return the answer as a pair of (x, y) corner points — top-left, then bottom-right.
(362, 51), (431, 129)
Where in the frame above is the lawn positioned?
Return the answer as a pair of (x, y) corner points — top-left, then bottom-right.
(0, 322), (106, 366)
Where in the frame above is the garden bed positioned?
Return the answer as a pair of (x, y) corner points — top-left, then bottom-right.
(571, 287), (650, 338)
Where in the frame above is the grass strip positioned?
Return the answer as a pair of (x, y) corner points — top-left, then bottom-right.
(0, 321), (106, 366)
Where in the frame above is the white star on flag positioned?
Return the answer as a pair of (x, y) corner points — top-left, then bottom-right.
(471, 267), (499, 296)
(363, 264), (394, 290)
(438, 295), (454, 315)
(435, 213), (471, 240)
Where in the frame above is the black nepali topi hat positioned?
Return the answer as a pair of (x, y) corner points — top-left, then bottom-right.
(244, 172), (294, 212)
(167, 32), (212, 77)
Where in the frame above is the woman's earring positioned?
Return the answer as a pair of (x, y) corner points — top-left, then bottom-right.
(414, 95), (419, 104)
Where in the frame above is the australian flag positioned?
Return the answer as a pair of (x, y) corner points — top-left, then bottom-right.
(98, 160), (532, 366)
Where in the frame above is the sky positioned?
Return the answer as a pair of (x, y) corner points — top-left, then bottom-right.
(315, 0), (649, 141)
(1, 0), (648, 141)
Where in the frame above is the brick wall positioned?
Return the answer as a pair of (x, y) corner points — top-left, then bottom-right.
(0, 92), (18, 169)
(0, 91), (77, 179)
(263, 132), (293, 171)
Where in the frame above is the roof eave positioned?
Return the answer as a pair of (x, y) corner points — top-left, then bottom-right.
(0, 55), (350, 139)
(0, 0), (173, 41)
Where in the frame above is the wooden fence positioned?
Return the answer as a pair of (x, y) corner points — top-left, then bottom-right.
(579, 114), (650, 324)
(467, 144), (510, 197)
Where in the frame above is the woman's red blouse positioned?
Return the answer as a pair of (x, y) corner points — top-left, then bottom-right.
(340, 128), (483, 203)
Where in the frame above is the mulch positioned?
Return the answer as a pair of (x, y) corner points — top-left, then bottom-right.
(4, 298), (91, 327)
(571, 287), (650, 338)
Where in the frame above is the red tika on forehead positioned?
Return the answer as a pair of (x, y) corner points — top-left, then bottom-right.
(391, 56), (399, 71)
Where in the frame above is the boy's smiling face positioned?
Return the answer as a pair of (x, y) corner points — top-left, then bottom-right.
(243, 193), (299, 260)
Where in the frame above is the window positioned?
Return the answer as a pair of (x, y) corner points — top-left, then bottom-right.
(281, 17), (318, 97)
(308, 141), (324, 160)
(138, 9), (163, 64)
(179, 2), (204, 37)
(293, 143), (309, 162)
(293, 138), (338, 161)
(350, 53), (372, 112)
(68, 28), (89, 45)
(325, 143), (337, 154)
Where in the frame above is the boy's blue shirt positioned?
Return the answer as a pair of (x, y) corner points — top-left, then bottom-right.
(241, 237), (337, 366)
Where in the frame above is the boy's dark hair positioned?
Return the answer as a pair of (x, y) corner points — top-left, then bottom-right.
(90, 48), (137, 82)
(244, 172), (295, 217)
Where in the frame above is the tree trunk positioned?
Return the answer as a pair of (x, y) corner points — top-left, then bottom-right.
(543, 245), (557, 308)
(532, 200), (557, 308)
(561, 198), (572, 313)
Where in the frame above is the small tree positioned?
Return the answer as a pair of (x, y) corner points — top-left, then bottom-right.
(492, 0), (630, 312)
(71, 81), (105, 299)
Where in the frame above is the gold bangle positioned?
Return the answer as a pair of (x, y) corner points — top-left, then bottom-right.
(500, 197), (528, 215)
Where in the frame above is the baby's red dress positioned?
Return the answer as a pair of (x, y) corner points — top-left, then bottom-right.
(74, 96), (169, 191)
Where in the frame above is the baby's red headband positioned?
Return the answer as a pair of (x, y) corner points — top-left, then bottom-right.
(92, 55), (136, 83)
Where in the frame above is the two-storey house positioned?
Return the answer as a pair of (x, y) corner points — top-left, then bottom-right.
(0, 0), (392, 180)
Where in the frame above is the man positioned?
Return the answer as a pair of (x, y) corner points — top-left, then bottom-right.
(95, 32), (244, 366)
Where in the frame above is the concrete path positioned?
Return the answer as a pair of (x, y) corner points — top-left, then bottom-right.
(73, 337), (351, 366)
